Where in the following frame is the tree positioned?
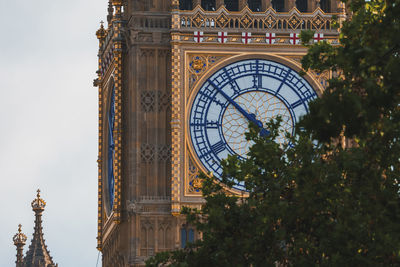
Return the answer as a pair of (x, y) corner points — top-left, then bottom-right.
(147, 0), (400, 266)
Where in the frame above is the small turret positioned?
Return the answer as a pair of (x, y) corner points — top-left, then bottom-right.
(107, 0), (114, 25)
(112, 0), (123, 19)
(13, 224), (27, 267)
(96, 21), (107, 46)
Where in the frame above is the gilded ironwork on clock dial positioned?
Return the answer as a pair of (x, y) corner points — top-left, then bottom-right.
(189, 59), (317, 190)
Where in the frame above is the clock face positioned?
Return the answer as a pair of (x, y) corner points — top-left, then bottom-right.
(106, 85), (116, 212)
(189, 59), (317, 190)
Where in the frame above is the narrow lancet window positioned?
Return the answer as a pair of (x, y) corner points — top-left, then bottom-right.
(272, 0), (284, 12)
(320, 0), (331, 13)
(225, 0), (239, 11)
(248, 0), (262, 11)
(296, 0), (307, 12)
(180, 0), (193, 10)
(181, 226), (195, 248)
(202, 0), (216, 10)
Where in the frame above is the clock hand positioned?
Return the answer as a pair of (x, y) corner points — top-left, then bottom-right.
(208, 80), (270, 137)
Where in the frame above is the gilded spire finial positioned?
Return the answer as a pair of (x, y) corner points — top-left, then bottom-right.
(31, 188), (46, 212)
(96, 21), (107, 40)
(13, 224), (27, 246)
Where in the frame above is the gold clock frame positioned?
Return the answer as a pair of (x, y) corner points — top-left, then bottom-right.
(175, 51), (325, 211)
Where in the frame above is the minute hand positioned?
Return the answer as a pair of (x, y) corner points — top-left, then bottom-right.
(209, 81), (270, 136)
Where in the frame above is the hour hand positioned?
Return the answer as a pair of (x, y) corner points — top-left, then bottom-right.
(249, 113), (270, 136)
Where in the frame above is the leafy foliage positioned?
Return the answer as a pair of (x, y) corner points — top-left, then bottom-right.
(147, 0), (400, 266)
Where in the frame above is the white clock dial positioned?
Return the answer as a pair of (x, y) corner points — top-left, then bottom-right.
(189, 59), (317, 190)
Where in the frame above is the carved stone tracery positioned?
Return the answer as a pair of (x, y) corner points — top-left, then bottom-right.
(102, 226), (125, 267)
(141, 144), (172, 163)
(140, 218), (173, 256)
(141, 91), (156, 112)
(139, 90), (171, 113)
(158, 145), (172, 162)
(141, 143), (156, 163)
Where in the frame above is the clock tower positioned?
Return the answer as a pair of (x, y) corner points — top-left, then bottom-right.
(95, 0), (344, 266)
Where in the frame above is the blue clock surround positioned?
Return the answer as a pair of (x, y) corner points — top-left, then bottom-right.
(106, 85), (116, 213)
(188, 58), (319, 191)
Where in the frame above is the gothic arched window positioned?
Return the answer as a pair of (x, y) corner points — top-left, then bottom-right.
(248, 0), (262, 11)
(320, 0), (331, 13)
(225, 0), (239, 11)
(202, 0), (216, 10)
(180, 0), (193, 10)
(296, 0), (307, 12)
(181, 225), (195, 248)
(272, 0), (284, 12)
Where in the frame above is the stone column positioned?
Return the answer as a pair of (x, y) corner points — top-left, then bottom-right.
(193, 0), (201, 8)
(172, 0), (179, 9)
(307, 0), (317, 13)
(107, 0), (113, 25)
(285, 0), (295, 11)
(262, 0), (272, 11)
(307, 0), (315, 12)
(330, 0), (337, 12)
(239, 0), (247, 10)
(316, 0), (321, 9)
(216, 0), (225, 9)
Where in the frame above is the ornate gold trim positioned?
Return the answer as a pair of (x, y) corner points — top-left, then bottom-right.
(185, 149), (202, 196)
(171, 30), (183, 214)
(112, 31), (123, 225)
(177, 5), (343, 32)
(98, 73), (116, 250)
(187, 54), (234, 91)
(172, 32), (340, 46)
(97, 53), (103, 251)
(97, 0), (124, 250)
(183, 52), (324, 199)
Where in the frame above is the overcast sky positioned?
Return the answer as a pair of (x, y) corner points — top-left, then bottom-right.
(0, 0), (106, 265)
